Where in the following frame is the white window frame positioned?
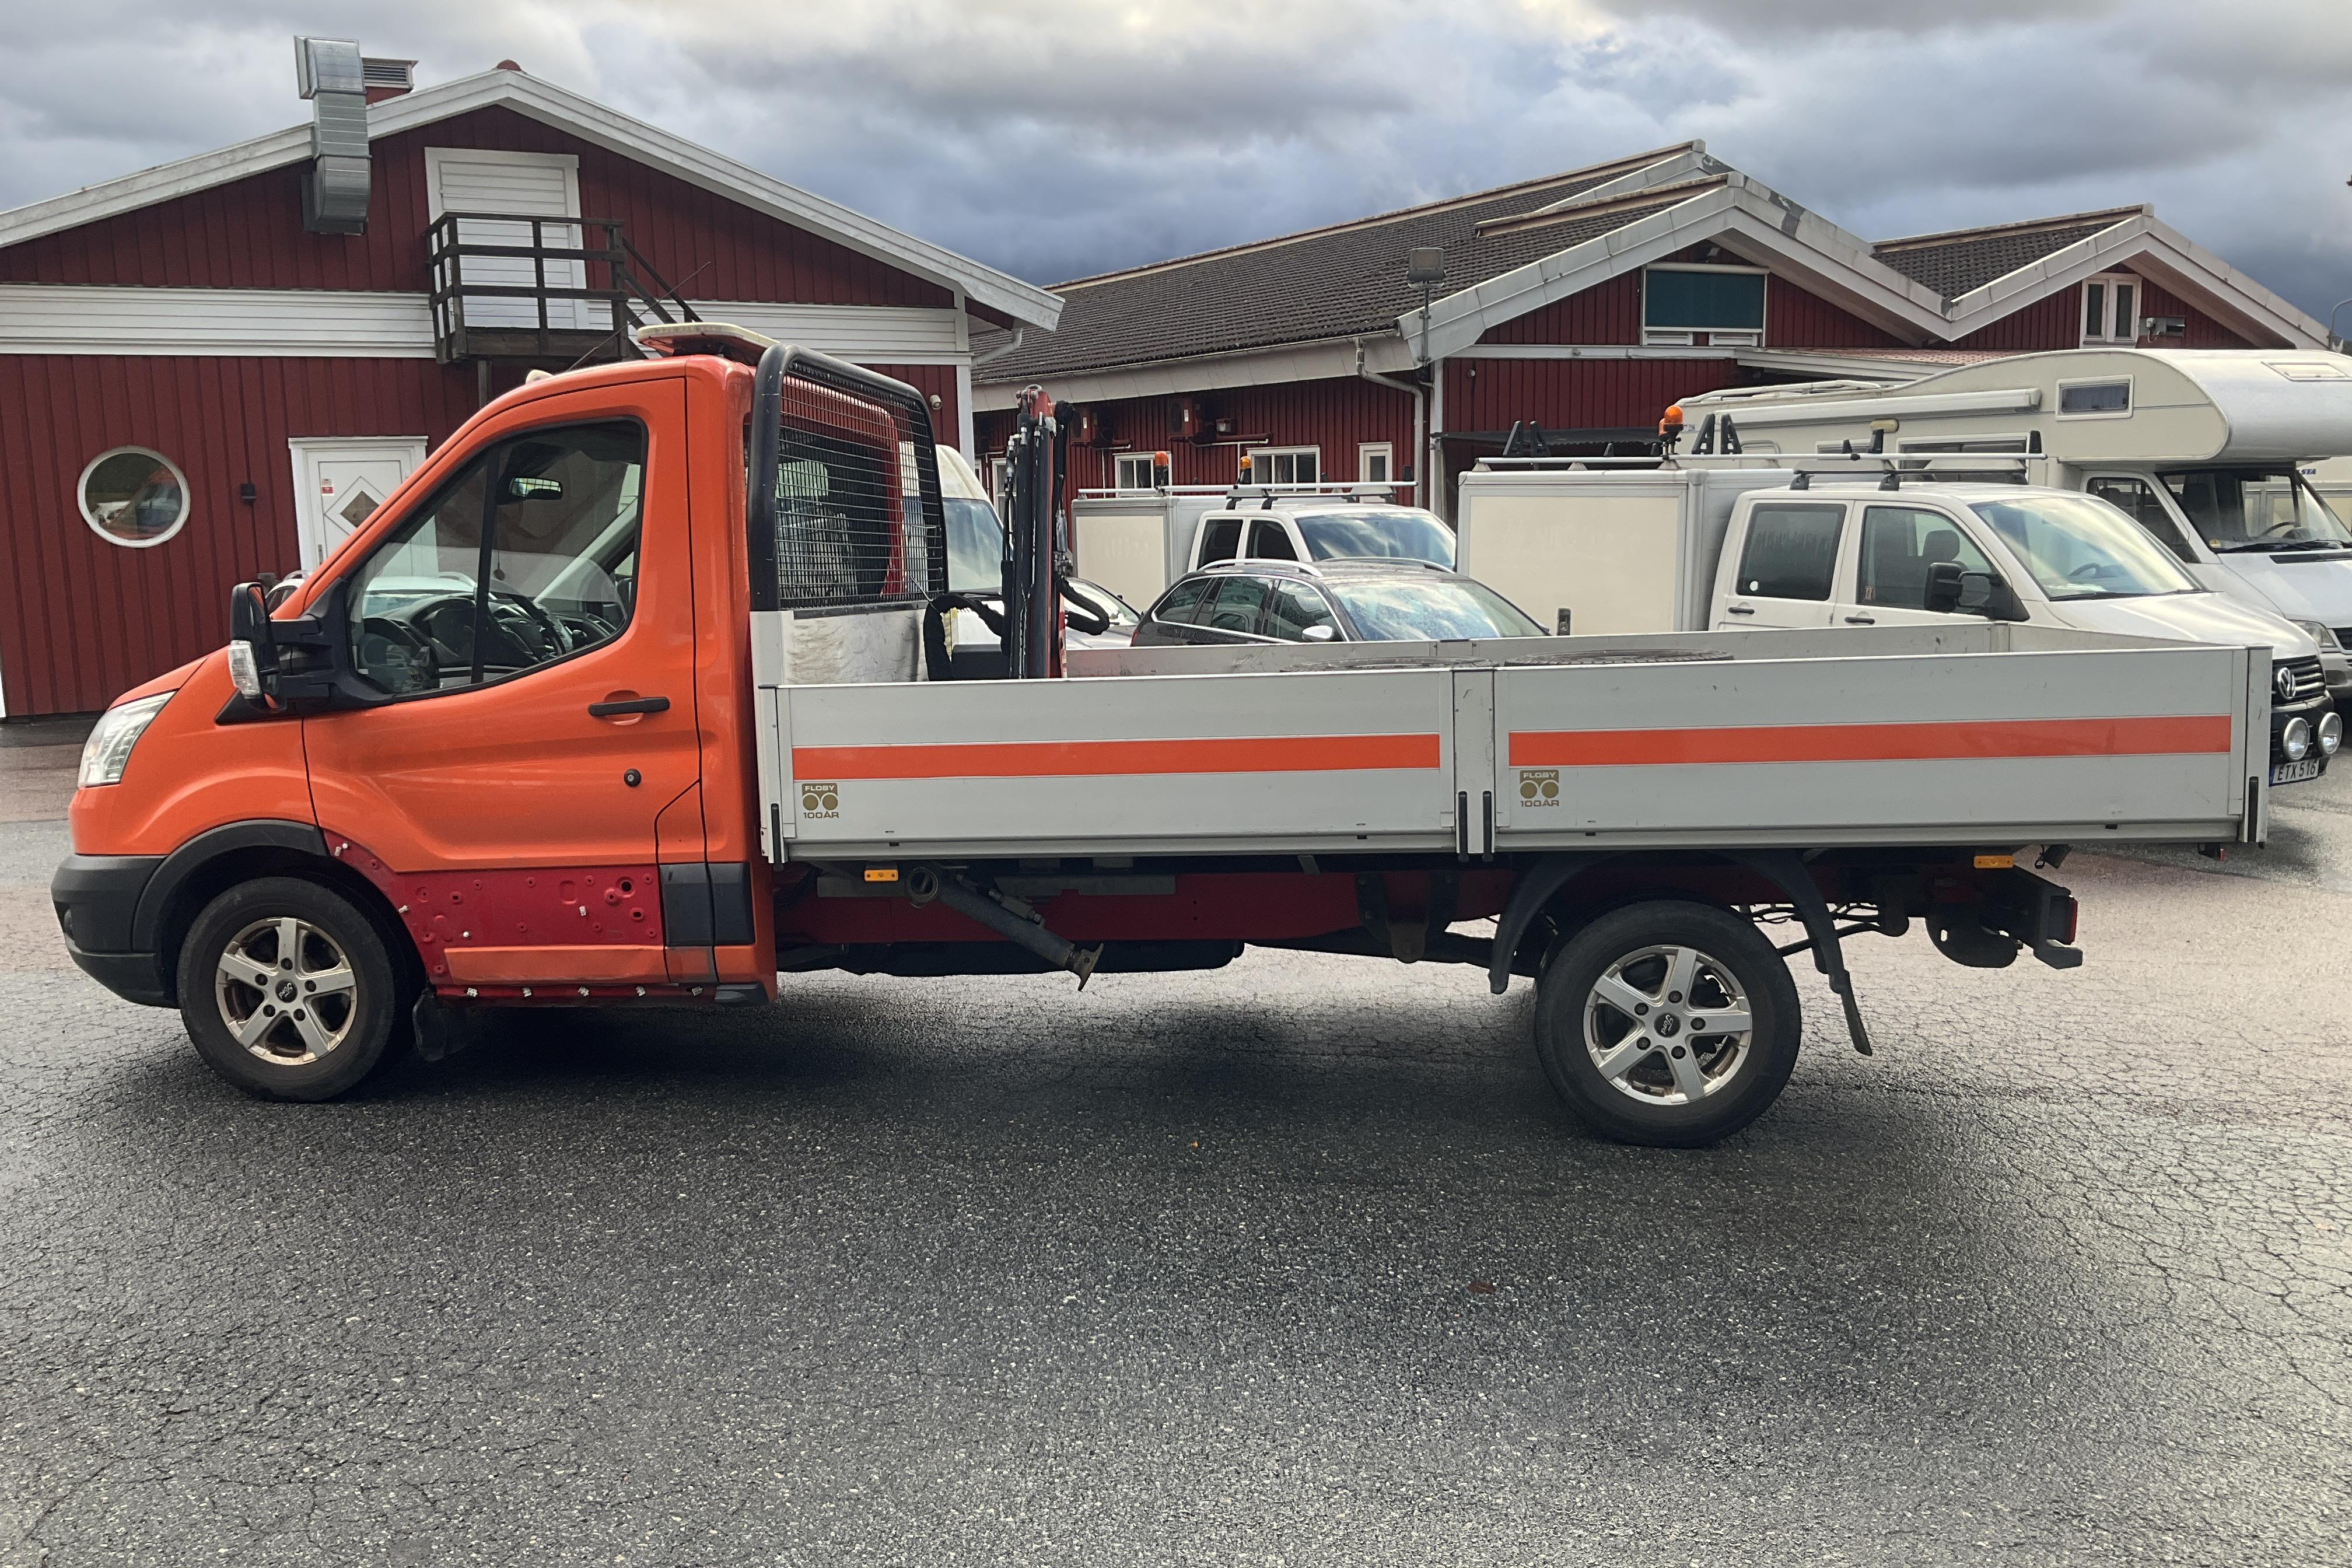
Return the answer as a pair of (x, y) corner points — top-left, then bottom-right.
(1641, 262), (1768, 348)
(2081, 272), (2140, 345)
(78, 445), (191, 550)
(1113, 452), (1160, 490)
(1357, 443), (1394, 485)
(1246, 446), (1321, 487)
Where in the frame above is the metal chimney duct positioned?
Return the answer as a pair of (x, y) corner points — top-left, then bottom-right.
(295, 36), (370, 235)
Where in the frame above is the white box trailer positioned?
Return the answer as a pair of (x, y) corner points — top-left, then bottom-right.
(1454, 466), (1793, 635)
(1674, 348), (2352, 699)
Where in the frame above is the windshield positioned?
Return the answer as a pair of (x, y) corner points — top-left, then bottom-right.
(1969, 493), (2200, 600)
(1327, 576), (1542, 640)
(2160, 467), (2352, 553)
(944, 496), (1005, 594)
(1292, 509), (1457, 569)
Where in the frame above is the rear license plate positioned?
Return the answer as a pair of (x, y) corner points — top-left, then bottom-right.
(2272, 757), (2325, 785)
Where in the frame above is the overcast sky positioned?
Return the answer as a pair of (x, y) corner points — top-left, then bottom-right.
(5, 0), (2349, 322)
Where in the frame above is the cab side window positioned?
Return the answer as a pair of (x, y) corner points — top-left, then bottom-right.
(1858, 506), (1996, 609)
(1247, 519), (1300, 561)
(2088, 477), (2197, 562)
(346, 421), (646, 696)
(1736, 503), (1845, 600)
(1196, 517), (1242, 565)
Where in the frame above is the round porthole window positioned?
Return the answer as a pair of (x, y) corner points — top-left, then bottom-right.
(78, 446), (190, 548)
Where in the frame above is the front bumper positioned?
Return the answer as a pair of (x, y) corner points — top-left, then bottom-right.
(52, 853), (171, 1007)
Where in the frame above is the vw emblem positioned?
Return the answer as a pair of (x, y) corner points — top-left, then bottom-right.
(2276, 665), (2300, 702)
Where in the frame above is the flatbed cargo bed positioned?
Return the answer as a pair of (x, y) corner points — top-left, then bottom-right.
(758, 622), (2266, 863)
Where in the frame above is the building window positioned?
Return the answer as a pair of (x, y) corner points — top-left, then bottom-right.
(1642, 265), (1766, 346)
(1114, 452), (1161, 490)
(1247, 447), (1320, 486)
(1358, 443), (1394, 487)
(2082, 273), (2139, 344)
(78, 446), (190, 548)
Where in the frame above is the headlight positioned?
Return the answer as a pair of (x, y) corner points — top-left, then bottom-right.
(2289, 620), (2344, 652)
(77, 693), (172, 788)
(2321, 710), (2344, 757)
(2282, 716), (2312, 762)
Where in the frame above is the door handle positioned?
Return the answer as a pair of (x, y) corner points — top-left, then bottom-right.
(588, 695), (670, 718)
(1725, 603), (1755, 615)
(1843, 614), (1875, 625)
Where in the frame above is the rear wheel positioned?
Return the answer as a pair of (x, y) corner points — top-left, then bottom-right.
(1532, 900), (1800, 1147)
(177, 877), (407, 1101)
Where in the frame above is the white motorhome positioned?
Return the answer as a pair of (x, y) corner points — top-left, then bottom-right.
(1455, 459), (2340, 789)
(1070, 482), (1444, 611)
(1673, 348), (2352, 699)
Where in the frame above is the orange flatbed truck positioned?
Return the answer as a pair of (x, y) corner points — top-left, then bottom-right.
(52, 328), (2276, 1144)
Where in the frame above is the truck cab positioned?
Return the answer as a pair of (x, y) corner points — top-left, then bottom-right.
(1711, 478), (2342, 783)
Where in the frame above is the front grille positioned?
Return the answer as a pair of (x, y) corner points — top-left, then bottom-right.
(2277, 655), (2326, 705)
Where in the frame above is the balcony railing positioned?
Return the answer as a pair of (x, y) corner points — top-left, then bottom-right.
(425, 212), (694, 365)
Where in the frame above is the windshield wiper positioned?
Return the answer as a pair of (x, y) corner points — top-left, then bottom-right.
(2216, 538), (2351, 554)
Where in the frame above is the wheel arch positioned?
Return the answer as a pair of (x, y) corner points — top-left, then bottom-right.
(134, 821), (419, 1004)
(1489, 848), (1871, 1055)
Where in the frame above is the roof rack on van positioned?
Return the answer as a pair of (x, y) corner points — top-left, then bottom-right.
(1073, 481), (1412, 501)
(1784, 453), (2046, 491)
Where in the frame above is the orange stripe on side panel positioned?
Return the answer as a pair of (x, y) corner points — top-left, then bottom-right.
(1509, 715), (2234, 768)
(795, 733), (1444, 781)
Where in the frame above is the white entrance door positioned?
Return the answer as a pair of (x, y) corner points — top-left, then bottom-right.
(425, 147), (586, 331)
(289, 437), (429, 570)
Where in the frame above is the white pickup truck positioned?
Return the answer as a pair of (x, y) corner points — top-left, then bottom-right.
(1070, 483), (1450, 612)
(1456, 461), (2340, 789)
(1672, 348), (2352, 702)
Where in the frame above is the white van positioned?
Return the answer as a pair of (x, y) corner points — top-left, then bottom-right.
(1455, 461), (2340, 788)
(1672, 348), (2352, 701)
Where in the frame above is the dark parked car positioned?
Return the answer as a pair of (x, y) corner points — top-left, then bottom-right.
(1133, 560), (1545, 647)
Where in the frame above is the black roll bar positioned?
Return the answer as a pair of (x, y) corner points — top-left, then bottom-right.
(746, 342), (948, 614)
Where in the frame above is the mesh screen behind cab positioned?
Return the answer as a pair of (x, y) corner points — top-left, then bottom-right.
(765, 377), (940, 609)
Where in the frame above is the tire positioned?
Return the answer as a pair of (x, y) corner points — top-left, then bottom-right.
(176, 876), (409, 1102)
(1532, 900), (1801, 1147)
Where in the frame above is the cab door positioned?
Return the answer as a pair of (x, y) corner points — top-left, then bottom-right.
(1831, 501), (2006, 629)
(1714, 500), (1847, 628)
(301, 376), (701, 988)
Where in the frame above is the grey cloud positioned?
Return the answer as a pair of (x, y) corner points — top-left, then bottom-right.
(0, 0), (2344, 321)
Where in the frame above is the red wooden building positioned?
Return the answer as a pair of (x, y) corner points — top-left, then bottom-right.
(974, 141), (2328, 523)
(0, 57), (1060, 718)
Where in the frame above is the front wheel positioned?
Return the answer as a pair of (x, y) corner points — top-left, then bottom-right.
(176, 876), (408, 1101)
(1532, 900), (1801, 1147)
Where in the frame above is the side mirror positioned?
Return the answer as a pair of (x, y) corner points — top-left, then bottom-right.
(1924, 561), (2028, 622)
(228, 581), (281, 705)
(1301, 624), (1338, 642)
(226, 578), (351, 712)
(1923, 560), (1966, 614)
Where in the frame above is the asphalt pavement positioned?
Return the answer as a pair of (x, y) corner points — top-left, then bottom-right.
(2, 735), (2347, 1566)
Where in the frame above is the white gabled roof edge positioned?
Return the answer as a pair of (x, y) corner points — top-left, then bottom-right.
(1940, 210), (2325, 350)
(0, 68), (1062, 332)
(1517, 141), (1729, 216)
(1406, 174), (1954, 361)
